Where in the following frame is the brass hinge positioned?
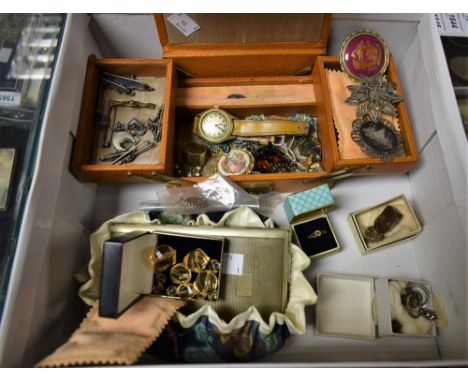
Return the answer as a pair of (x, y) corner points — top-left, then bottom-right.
(176, 66), (196, 79)
(127, 172), (195, 187)
(300, 166), (371, 184)
(239, 182), (274, 194)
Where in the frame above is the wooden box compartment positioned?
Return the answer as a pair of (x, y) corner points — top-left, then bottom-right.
(71, 56), (176, 182)
(173, 74), (336, 193)
(314, 56), (419, 175)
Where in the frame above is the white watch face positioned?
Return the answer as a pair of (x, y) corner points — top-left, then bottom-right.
(199, 110), (232, 142)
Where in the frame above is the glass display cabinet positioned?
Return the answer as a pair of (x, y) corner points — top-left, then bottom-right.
(0, 14), (65, 319)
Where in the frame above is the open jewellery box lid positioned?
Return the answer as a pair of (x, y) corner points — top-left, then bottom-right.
(154, 13), (331, 77)
(99, 231), (156, 318)
(315, 273), (438, 340)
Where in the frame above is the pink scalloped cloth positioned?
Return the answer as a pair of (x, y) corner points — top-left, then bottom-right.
(325, 69), (399, 160)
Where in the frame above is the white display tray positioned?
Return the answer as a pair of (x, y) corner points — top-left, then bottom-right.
(0, 13), (466, 367)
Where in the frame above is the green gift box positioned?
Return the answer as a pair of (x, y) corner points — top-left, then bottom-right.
(283, 184), (334, 223)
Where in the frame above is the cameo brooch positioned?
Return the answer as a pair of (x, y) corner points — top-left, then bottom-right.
(215, 148), (254, 176)
(351, 118), (404, 161)
(340, 29), (389, 81)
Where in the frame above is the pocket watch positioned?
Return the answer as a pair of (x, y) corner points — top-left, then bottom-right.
(193, 106), (310, 143)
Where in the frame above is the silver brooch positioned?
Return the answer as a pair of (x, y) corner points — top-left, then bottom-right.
(345, 74), (402, 123)
(401, 284), (438, 322)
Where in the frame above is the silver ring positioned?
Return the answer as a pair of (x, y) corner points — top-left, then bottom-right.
(406, 284), (430, 307)
(112, 131), (136, 151)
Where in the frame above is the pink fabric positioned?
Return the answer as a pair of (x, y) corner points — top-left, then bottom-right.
(325, 69), (399, 160)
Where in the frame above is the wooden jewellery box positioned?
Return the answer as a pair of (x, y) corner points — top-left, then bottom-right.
(71, 14), (418, 192)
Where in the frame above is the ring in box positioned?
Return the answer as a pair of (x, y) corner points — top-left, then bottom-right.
(99, 230), (224, 318)
(291, 215), (340, 260)
(284, 184), (340, 260)
(315, 273), (445, 340)
(348, 194), (422, 254)
(101, 224), (291, 321)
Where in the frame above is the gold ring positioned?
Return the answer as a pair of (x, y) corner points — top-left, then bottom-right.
(307, 229), (327, 239)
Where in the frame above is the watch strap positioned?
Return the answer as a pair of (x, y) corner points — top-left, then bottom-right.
(193, 115), (201, 134)
(233, 119), (309, 136)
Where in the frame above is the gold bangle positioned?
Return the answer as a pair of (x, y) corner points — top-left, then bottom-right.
(183, 248), (210, 273)
(153, 244), (177, 272)
(176, 283), (195, 299)
(169, 263), (192, 285)
(193, 270), (218, 298)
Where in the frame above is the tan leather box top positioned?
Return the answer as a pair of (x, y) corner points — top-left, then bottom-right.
(155, 14), (331, 78)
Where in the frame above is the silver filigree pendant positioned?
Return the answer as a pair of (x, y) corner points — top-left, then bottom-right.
(351, 118), (404, 162)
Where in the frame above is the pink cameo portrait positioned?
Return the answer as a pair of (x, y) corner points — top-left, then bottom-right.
(340, 30), (389, 80)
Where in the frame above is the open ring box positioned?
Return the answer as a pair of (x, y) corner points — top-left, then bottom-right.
(284, 183), (340, 260)
(99, 230), (225, 318)
(315, 273), (447, 340)
(347, 194), (422, 255)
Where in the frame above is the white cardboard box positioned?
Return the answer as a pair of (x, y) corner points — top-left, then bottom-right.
(315, 273), (438, 340)
(0, 14), (466, 366)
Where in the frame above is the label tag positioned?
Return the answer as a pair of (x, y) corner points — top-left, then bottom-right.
(443, 14), (464, 34)
(0, 91), (21, 107)
(222, 253), (244, 276)
(167, 13), (200, 37)
(0, 47), (12, 63)
(435, 13), (468, 36)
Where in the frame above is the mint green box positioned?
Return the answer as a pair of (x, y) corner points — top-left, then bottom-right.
(283, 184), (334, 223)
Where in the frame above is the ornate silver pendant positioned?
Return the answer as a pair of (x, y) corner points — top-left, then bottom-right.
(351, 118), (404, 162)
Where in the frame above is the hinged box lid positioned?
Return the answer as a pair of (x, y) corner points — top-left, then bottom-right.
(154, 13), (331, 77)
(99, 232), (156, 318)
(283, 183), (334, 223)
